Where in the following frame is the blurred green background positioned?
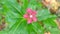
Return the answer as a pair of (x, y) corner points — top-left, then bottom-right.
(0, 0), (60, 34)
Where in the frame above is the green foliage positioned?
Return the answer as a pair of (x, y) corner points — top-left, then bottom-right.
(0, 0), (60, 34)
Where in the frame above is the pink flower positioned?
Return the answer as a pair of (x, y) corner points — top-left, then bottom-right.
(23, 8), (37, 24)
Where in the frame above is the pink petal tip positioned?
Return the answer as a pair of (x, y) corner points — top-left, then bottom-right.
(33, 17), (37, 22)
(27, 19), (32, 24)
(23, 14), (28, 18)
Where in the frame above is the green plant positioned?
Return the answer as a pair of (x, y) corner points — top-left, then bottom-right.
(0, 0), (60, 34)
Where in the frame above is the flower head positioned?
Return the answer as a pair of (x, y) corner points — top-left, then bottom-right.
(23, 8), (37, 24)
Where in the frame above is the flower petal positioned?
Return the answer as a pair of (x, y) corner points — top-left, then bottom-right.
(23, 14), (29, 18)
(32, 11), (37, 16)
(27, 19), (32, 24)
(27, 8), (33, 14)
(33, 17), (37, 22)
